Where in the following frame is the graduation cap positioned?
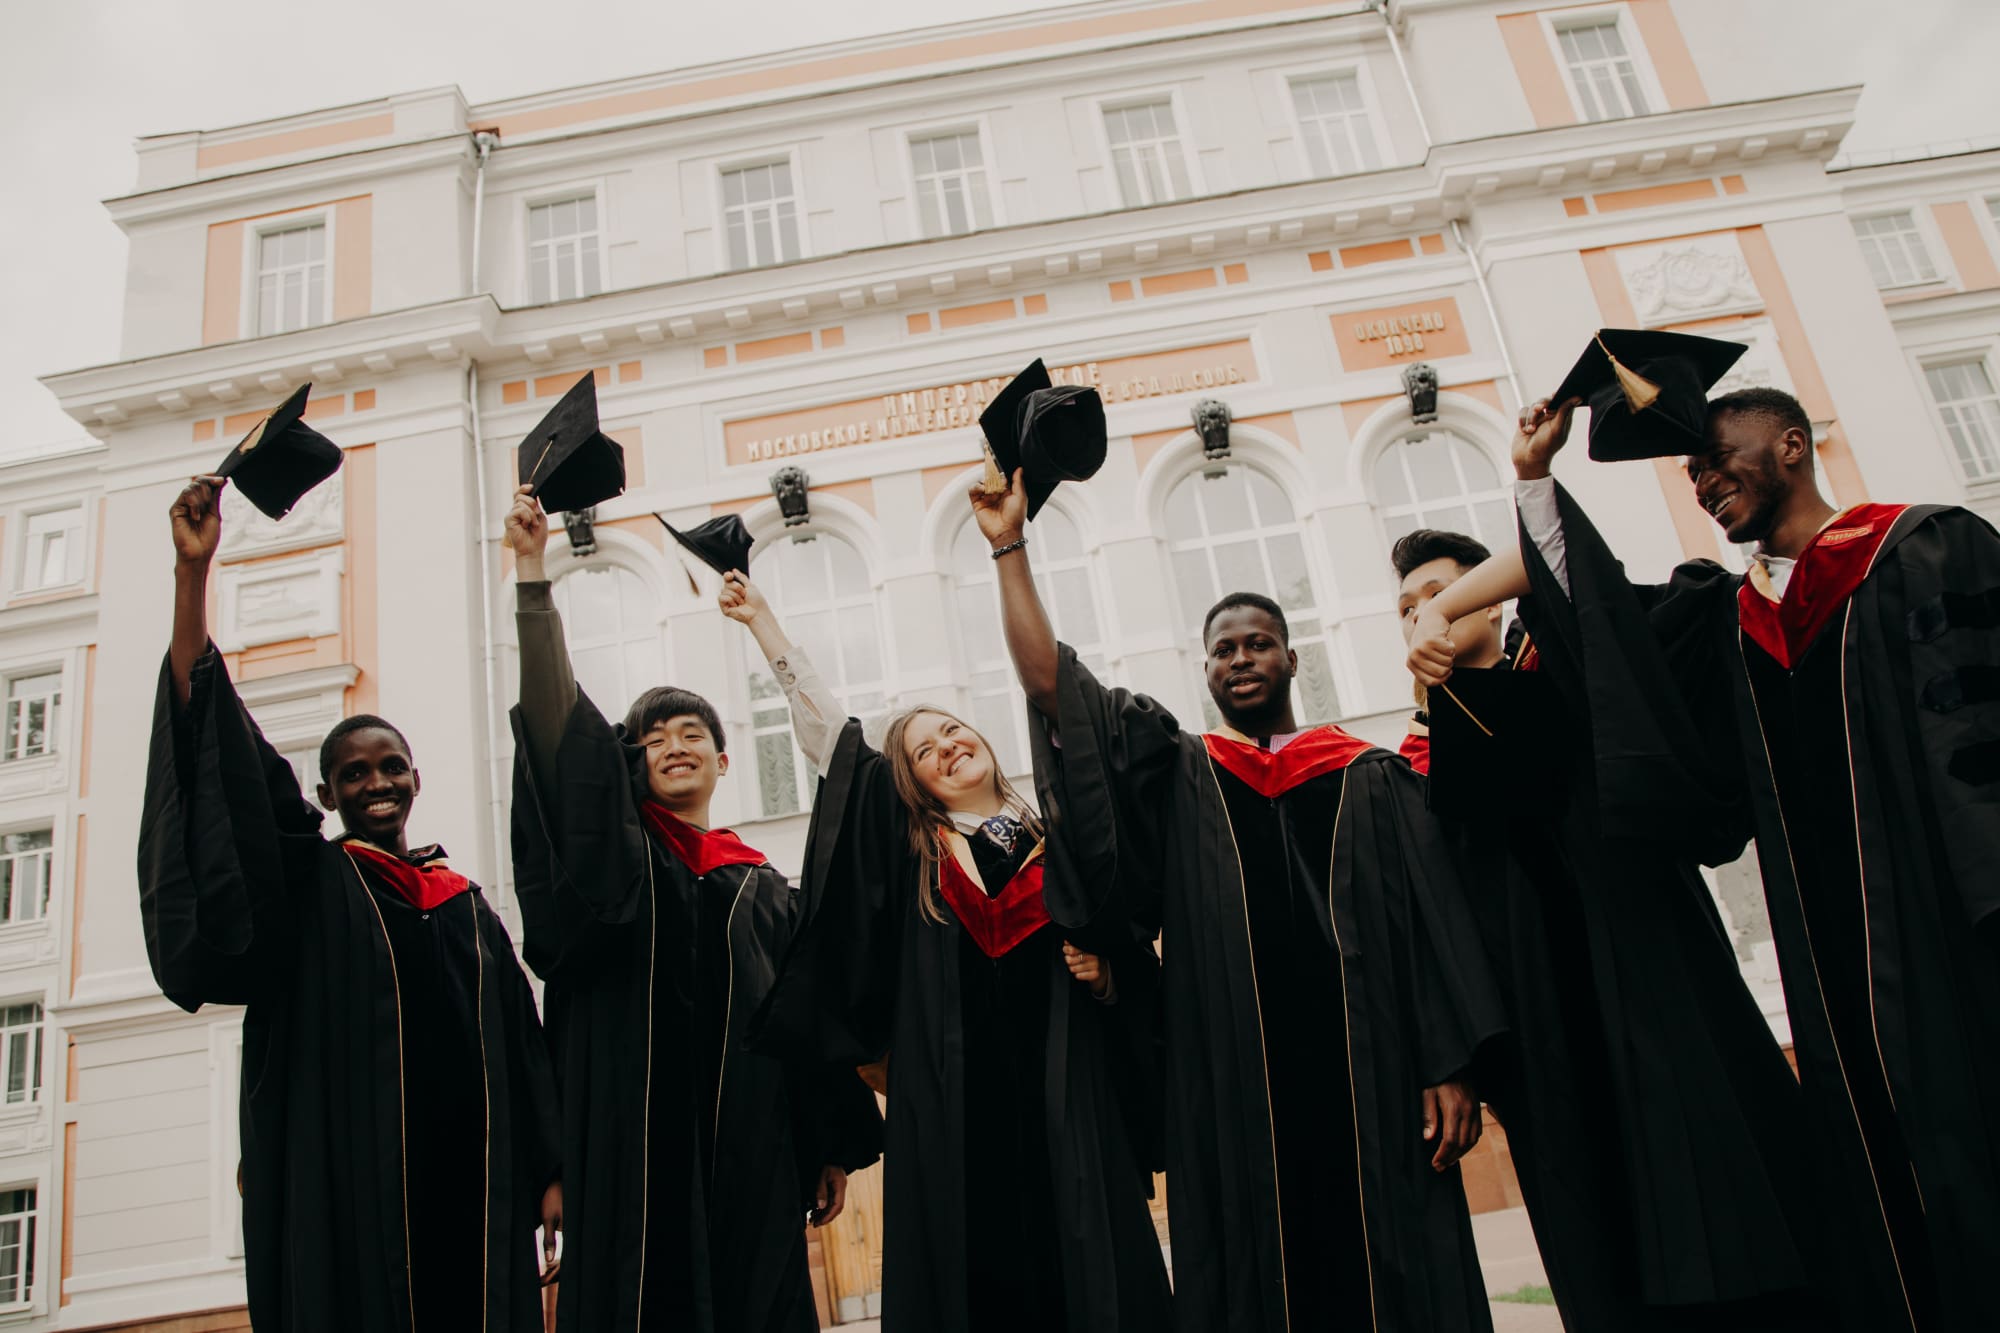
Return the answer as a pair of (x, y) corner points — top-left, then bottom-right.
(214, 383), (343, 520)
(1551, 329), (1747, 462)
(658, 513), (754, 578)
(1423, 666), (1567, 821)
(518, 373), (626, 513)
(977, 358), (1108, 521)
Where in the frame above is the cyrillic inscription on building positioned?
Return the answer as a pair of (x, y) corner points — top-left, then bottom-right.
(1333, 297), (1470, 371)
(726, 340), (1259, 466)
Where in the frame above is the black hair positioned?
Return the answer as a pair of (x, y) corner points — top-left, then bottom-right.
(319, 714), (412, 780)
(1708, 387), (1812, 452)
(1390, 529), (1492, 581)
(1203, 591), (1289, 645)
(622, 687), (727, 754)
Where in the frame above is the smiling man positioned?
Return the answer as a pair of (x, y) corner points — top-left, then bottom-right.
(1412, 384), (2000, 1332)
(503, 487), (880, 1333)
(973, 473), (1507, 1333)
(140, 477), (562, 1333)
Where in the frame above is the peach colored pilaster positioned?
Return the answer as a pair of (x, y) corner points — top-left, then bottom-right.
(1627, 0), (1709, 109)
(333, 197), (373, 320)
(1932, 200), (2000, 292)
(202, 221), (246, 345)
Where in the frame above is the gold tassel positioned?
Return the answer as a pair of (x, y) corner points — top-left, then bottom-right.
(1595, 334), (1660, 413)
(978, 445), (1008, 495)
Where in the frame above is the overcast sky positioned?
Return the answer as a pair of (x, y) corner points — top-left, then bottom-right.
(4, 0), (1996, 458)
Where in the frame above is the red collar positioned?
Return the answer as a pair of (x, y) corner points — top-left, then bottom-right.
(1737, 504), (1908, 668)
(1203, 725), (1376, 798)
(638, 801), (767, 877)
(343, 841), (473, 912)
(1399, 731), (1431, 776)
(938, 851), (1050, 958)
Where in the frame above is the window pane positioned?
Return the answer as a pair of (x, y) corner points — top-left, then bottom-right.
(1200, 471), (1253, 532)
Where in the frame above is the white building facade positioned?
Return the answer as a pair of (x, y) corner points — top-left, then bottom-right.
(5, 0), (1997, 1324)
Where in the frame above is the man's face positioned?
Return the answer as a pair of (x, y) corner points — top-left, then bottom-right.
(1397, 557), (1504, 666)
(318, 728), (420, 844)
(1687, 409), (1794, 544)
(1203, 605), (1297, 727)
(640, 714), (725, 808)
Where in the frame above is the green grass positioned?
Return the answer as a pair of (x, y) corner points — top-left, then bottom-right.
(1492, 1284), (1557, 1306)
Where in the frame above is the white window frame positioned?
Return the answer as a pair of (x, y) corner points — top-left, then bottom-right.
(743, 528), (888, 820)
(1371, 427), (1518, 555)
(0, 1179), (41, 1313)
(0, 827), (53, 932)
(1918, 350), (2000, 486)
(241, 209), (336, 340)
(0, 1002), (43, 1110)
(1281, 62), (1395, 181)
(714, 148), (809, 272)
(902, 117), (1005, 240)
(209, 1019), (246, 1262)
(11, 503), (87, 596)
(1094, 87), (1205, 210)
(1, 668), (62, 766)
(1850, 209), (1950, 291)
(1539, 5), (1669, 125)
(548, 559), (670, 721)
(521, 182), (608, 306)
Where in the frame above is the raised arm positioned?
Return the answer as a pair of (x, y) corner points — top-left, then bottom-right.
(969, 469), (1059, 716)
(168, 476), (226, 705)
(504, 486), (577, 781)
(719, 571), (846, 774)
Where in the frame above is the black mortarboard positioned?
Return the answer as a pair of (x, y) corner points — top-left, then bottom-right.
(517, 373), (626, 513)
(1550, 329), (1747, 462)
(214, 383), (343, 520)
(1423, 666), (1567, 821)
(659, 513), (755, 578)
(977, 358), (1108, 520)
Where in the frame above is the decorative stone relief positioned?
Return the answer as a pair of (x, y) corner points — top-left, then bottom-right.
(1613, 235), (1762, 328)
(216, 548), (344, 651)
(218, 469), (345, 561)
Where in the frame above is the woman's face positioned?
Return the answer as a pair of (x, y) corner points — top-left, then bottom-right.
(900, 711), (994, 808)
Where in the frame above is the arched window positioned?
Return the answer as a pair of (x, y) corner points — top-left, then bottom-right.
(950, 507), (1107, 776)
(1372, 428), (1513, 553)
(1162, 462), (1343, 727)
(747, 533), (886, 818)
(551, 564), (665, 720)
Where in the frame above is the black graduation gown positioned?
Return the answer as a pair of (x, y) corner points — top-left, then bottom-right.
(136, 650), (561, 1333)
(754, 719), (1172, 1333)
(1410, 648), (1822, 1331)
(1516, 483), (2000, 1332)
(1028, 647), (1507, 1333)
(508, 691), (881, 1333)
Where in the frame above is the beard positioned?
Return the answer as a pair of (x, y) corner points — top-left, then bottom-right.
(1212, 676), (1294, 733)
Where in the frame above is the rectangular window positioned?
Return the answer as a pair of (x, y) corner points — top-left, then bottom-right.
(1852, 212), (1940, 288)
(0, 1006), (41, 1106)
(1290, 73), (1381, 177)
(1, 675), (59, 763)
(910, 129), (994, 238)
(1924, 359), (2000, 482)
(721, 161), (802, 270)
(1557, 17), (1650, 121)
(0, 1188), (34, 1306)
(527, 195), (603, 304)
(1103, 100), (1193, 207)
(0, 835), (50, 928)
(255, 222), (328, 337)
(19, 507), (83, 592)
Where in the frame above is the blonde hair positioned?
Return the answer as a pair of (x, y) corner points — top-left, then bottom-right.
(880, 706), (1044, 925)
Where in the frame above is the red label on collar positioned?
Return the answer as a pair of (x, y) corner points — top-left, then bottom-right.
(1737, 503), (1908, 669)
(344, 841), (473, 912)
(1399, 731), (1431, 776)
(1203, 725), (1377, 798)
(938, 853), (1051, 958)
(639, 801), (767, 877)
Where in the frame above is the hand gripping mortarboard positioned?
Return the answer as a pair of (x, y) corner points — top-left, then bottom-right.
(977, 358), (1108, 520)
(214, 383), (344, 520)
(657, 513), (756, 579)
(517, 373), (627, 513)
(1550, 328), (1748, 462)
